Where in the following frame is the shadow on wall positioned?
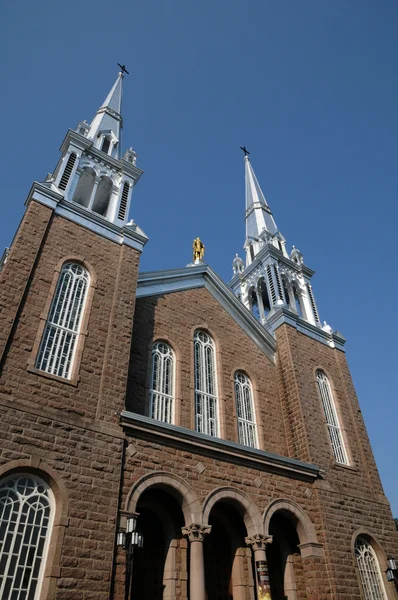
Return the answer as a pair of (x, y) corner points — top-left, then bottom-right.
(125, 295), (159, 414)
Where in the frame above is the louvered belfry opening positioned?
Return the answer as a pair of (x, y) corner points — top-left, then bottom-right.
(58, 153), (77, 191)
(118, 182), (130, 221)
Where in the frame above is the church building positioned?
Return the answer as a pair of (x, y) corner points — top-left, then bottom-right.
(0, 69), (397, 600)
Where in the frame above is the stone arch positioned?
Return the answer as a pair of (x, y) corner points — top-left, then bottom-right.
(125, 471), (201, 525)
(72, 166), (96, 207)
(202, 487), (262, 537)
(92, 175), (113, 216)
(264, 499), (321, 557)
(0, 458), (69, 600)
(351, 528), (393, 600)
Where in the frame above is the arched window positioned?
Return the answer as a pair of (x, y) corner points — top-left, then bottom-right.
(0, 474), (54, 600)
(72, 167), (96, 208)
(194, 330), (219, 437)
(316, 370), (349, 465)
(355, 537), (387, 600)
(92, 176), (112, 216)
(36, 263), (89, 379)
(234, 372), (257, 447)
(150, 342), (175, 423)
(101, 137), (111, 154)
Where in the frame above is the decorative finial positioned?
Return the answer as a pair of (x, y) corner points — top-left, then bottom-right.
(193, 237), (205, 263)
(117, 63), (130, 75)
(240, 146), (250, 156)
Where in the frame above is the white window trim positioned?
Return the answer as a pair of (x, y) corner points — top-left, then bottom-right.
(355, 537), (388, 600)
(35, 263), (89, 380)
(234, 372), (258, 448)
(0, 474), (55, 600)
(149, 341), (175, 424)
(316, 370), (349, 465)
(194, 330), (219, 437)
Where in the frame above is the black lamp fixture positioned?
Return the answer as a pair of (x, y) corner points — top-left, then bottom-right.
(117, 515), (144, 550)
(117, 514), (144, 600)
(386, 556), (398, 586)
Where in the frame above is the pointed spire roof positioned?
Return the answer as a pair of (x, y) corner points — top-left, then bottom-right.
(244, 154), (278, 241)
(87, 71), (124, 157)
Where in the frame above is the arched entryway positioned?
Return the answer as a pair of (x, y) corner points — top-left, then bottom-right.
(131, 487), (187, 599)
(267, 512), (303, 600)
(263, 500), (324, 600)
(204, 501), (254, 599)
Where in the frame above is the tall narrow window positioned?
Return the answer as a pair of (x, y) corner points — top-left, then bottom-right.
(194, 330), (219, 437)
(58, 152), (77, 191)
(118, 182), (130, 221)
(150, 342), (175, 423)
(355, 537), (387, 600)
(0, 474), (54, 600)
(234, 372), (257, 447)
(101, 137), (111, 154)
(316, 370), (349, 465)
(36, 263), (89, 379)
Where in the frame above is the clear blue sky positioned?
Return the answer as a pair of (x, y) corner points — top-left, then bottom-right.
(1, 1), (397, 514)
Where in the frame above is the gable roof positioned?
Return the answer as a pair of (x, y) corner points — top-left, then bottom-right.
(137, 264), (276, 362)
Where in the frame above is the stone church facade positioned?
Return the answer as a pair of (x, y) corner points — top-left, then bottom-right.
(0, 71), (397, 600)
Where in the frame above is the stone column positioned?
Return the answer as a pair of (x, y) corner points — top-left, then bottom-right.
(285, 282), (297, 313)
(246, 534), (273, 599)
(255, 286), (266, 322)
(87, 177), (100, 210)
(182, 524), (211, 600)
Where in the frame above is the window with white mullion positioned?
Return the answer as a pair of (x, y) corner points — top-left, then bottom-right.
(194, 331), (219, 437)
(150, 342), (175, 424)
(355, 537), (388, 600)
(234, 372), (257, 448)
(0, 475), (54, 600)
(36, 263), (89, 379)
(316, 370), (349, 465)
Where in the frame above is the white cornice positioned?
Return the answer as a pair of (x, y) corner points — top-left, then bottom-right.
(120, 411), (320, 481)
(25, 182), (148, 252)
(137, 265), (276, 362)
(59, 130), (143, 182)
(266, 307), (346, 351)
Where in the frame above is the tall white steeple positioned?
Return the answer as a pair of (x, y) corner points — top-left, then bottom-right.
(25, 67), (147, 253)
(87, 71), (124, 158)
(228, 151), (342, 348)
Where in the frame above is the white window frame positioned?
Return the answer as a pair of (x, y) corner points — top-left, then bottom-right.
(0, 474), (54, 600)
(194, 330), (219, 437)
(35, 262), (89, 380)
(316, 370), (349, 465)
(149, 341), (175, 424)
(355, 537), (388, 600)
(234, 372), (258, 448)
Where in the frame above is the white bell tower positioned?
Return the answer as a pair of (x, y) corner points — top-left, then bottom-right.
(229, 151), (342, 348)
(50, 68), (143, 228)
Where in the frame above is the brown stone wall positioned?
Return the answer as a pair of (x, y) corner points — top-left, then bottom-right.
(0, 200), (140, 422)
(0, 395), (124, 600)
(127, 288), (286, 455)
(0, 200), (142, 599)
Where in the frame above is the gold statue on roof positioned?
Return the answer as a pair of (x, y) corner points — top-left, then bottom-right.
(193, 237), (205, 262)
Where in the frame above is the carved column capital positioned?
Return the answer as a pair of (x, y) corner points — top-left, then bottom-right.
(245, 534), (273, 551)
(182, 523), (211, 542)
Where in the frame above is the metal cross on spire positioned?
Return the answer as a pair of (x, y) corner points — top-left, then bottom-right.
(240, 146), (250, 156)
(118, 63), (130, 75)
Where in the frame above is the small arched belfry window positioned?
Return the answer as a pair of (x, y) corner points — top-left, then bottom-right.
(150, 342), (175, 423)
(0, 474), (54, 599)
(234, 372), (257, 448)
(316, 370), (349, 465)
(194, 330), (219, 437)
(36, 263), (89, 379)
(355, 537), (388, 600)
